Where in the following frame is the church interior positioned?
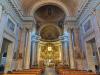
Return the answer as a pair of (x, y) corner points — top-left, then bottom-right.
(0, 0), (100, 75)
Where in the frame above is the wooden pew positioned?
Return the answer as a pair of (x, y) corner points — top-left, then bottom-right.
(12, 69), (42, 75)
(58, 69), (97, 75)
(1, 74), (37, 75)
(0, 68), (43, 75)
(55, 64), (97, 75)
(31, 65), (45, 73)
(55, 64), (69, 74)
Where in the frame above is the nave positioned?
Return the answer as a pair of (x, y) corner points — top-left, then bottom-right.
(0, 0), (100, 75)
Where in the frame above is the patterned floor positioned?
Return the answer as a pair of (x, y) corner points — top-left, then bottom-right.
(43, 67), (57, 75)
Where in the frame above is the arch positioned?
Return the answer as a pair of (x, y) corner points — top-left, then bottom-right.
(39, 23), (62, 36)
(30, 0), (69, 18)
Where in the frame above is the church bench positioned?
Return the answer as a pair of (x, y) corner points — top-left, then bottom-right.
(58, 69), (96, 75)
(31, 66), (45, 73)
(12, 71), (40, 74)
(55, 65), (70, 74)
(60, 71), (96, 75)
(3, 74), (37, 75)
(0, 71), (41, 75)
(3, 68), (43, 75)
(12, 70), (41, 75)
(24, 69), (42, 72)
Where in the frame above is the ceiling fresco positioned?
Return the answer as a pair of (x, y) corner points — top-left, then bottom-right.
(20, 0), (87, 41)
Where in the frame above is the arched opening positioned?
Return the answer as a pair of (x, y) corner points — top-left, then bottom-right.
(31, 4), (68, 67)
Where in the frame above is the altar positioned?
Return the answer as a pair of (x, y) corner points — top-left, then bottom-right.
(38, 41), (63, 66)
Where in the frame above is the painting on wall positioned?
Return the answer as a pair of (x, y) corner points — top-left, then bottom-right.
(8, 19), (15, 32)
(84, 20), (91, 32)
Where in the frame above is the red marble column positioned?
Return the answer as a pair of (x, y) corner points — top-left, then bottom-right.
(73, 28), (84, 70)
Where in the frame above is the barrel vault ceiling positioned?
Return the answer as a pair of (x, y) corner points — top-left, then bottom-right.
(20, 0), (87, 40)
(21, 0), (87, 16)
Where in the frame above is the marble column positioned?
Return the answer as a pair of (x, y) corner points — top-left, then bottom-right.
(69, 29), (75, 69)
(35, 36), (40, 65)
(31, 41), (36, 66)
(24, 31), (31, 69)
(16, 29), (24, 70)
(22, 29), (28, 69)
(0, 5), (2, 50)
(62, 34), (70, 65)
(59, 36), (65, 64)
(62, 42), (65, 64)
(31, 36), (38, 66)
(59, 44), (63, 62)
(73, 28), (84, 70)
(62, 41), (65, 64)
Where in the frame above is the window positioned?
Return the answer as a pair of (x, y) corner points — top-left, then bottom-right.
(84, 20), (91, 32)
(8, 19), (15, 32)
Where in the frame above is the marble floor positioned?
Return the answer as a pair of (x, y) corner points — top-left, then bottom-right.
(43, 67), (57, 75)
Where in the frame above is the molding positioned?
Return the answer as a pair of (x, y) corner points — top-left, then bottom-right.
(77, 0), (92, 19)
(7, 0), (100, 29)
(8, 0), (34, 22)
(30, 0), (69, 18)
(77, 0), (100, 26)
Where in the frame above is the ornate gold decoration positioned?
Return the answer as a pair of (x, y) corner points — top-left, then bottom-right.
(39, 43), (61, 66)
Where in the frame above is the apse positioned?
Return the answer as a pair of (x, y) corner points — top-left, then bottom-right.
(34, 5), (65, 41)
(40, 25), (60, 41)
(34, 5), (65, 22)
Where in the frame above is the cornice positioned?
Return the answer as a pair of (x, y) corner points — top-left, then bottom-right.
(8, 0), (78, 23)
(8, 0), (100, 27)
(76, 0), (91, 20)
(8, 0), (34, 22)
(77, 0), (100, 26)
